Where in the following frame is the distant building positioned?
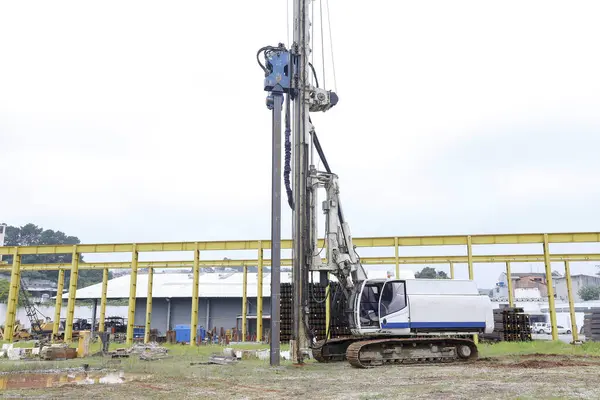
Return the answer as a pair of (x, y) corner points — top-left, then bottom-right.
(554, 274), (600, 302)
(8, 277), (62, 303)
(72, 269), (411, 337)
(493, 271), (562, 300)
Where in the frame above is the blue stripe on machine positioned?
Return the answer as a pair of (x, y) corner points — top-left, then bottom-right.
(381, 322), (486, 329)
(381, 322), (410, 329)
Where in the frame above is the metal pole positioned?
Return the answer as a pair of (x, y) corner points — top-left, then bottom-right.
(543, 234), (558, 341)
(257, 241), (263, 342)
(166, 298), (171, 333)
(506, 261), (514, 307)
(449, 262), (455, 279)
(4, 248), (21, 342)
(98, 268), (108, 332)
(64, 246), (80, 343)
(564, 261), (579, 341)
(144, 267), (154, 343)
(270, 91), (283, 366)
(190, 245), (200, 346)
(291, 0), (311, 365)
(394, 237), (399, 278)
(242, 265), (248, 342)
(52, 269), (65, 341)
(205, 299), (210, 331)
(126, 244), (139, 345)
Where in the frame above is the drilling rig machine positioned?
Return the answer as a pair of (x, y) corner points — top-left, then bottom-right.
(259, 0), (494, 368)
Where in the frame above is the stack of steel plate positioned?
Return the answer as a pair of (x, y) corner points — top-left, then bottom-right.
(481, 307), (532, 342)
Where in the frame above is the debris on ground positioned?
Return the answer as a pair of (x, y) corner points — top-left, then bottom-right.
(106, 348), (130, 359)
(129, 343), (169, 361)
(40, 344), (77, 361)
(191, 354), (238, 366)
(223, 347), (290, 361)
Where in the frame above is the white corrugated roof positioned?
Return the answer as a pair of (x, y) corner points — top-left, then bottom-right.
(73, 269), (413, 299)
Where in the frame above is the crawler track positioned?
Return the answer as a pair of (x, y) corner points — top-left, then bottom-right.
(313, 337), (478, 369)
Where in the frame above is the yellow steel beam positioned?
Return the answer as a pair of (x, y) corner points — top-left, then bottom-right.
(242, 265), (248, 342)
(64, 246), (80, 343)
(257, 241), (263, 342)
(2, 232), (600, 255)
(449, 262), (455, 279)
(4, 253), (600, 273)
(506, 261), (514, 308)
(190, 245), (200, 346)
(144, 267), (154, 343)
(52, 269), (65, 341)
(543, 234), (558, 341)
(98, 268), (108, 332)
(126, 245), (139, 345)
(564, 261), (579, 341)
(3, 249), (21, 342)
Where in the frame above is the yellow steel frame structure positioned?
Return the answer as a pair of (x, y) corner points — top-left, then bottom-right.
(144, 267), (154, 343)
(98, 268), (109, 332)
(1, 231), (600, 343)
(190, 246), (200, 346)
(52, 269), (65, 340)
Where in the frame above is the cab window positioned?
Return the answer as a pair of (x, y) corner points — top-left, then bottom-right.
(379, 281), (406, 317)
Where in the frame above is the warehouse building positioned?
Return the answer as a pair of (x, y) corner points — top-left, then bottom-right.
(74, 269), (404, 337)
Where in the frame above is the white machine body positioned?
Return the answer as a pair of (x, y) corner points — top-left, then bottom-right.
(352, 278), (494, 336)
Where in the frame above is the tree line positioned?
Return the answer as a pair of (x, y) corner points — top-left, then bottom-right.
(1, 223), (110, 289)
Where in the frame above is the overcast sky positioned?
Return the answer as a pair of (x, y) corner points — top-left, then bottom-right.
(1, 1), (599, 288)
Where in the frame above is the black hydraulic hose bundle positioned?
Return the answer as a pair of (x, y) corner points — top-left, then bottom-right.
(284, 93), (294, 210)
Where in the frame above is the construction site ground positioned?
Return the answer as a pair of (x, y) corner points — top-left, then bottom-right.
(2, 341), (600, 399)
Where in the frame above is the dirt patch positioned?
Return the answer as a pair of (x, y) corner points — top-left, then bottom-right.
(519, 352), (600, 359)
(479, 358), (594, 369)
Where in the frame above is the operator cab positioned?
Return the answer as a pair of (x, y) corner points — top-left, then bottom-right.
(351, 279), (410, 335)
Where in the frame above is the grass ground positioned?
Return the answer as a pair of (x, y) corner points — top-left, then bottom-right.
(1, 341), (600, 399)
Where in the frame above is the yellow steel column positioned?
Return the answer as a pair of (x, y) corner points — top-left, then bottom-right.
(190, 245), (200, 346)
(242, 265), (248, 342)
(467, 236), (474, 280)
(144, 267), (154, 343)
(564, 261), (579, 341)
(449, 262), (455, 279)
(52, 269), (65, 340)
(506, 261), (514, 307)
(543, 233), (558, 341)
(394, 237), (399, 278)
(466, 236), (478, 344)
(64, 246), (80, 343)
(126, 244), (139, 346)
(3, 248), (21, 342)
(257, 241), (263, 342)
(98, 268), (109, 332)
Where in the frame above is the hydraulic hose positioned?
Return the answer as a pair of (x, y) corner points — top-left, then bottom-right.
(284, 93), (294, 210)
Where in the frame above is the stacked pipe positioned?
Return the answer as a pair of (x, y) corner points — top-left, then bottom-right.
(482, 307), (532, 342)
(583, 308), (600, 341)
(308, 283), (327, 340)
(279, 282), (351, 343)
(280, 283), (293, 342)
